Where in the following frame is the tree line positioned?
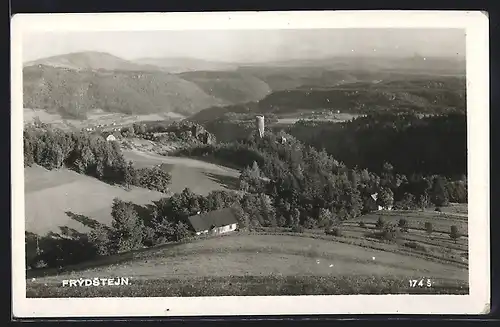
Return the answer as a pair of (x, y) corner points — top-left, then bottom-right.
(26, 176), (465, 270)
(23, 124), (171, 193)
(119, 120), (216, 145)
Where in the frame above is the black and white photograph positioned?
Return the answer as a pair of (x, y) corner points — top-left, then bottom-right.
(11, 11), (489, 317)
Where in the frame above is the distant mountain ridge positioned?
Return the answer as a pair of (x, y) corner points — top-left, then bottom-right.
(22, 51), (277, 117)
(23, 51), (164, 72)
(22, 51), (466, 119)
(133, 57), (239, 73)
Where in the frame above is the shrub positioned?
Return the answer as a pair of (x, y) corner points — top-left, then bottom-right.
(136, 166), (171, 193)
(404, 241), (427, 252)
(382, 224), (400, 243)
(435, 207), (442, 212)
(303, 216), (318, 229)
(398, 218), (408, 232)
(424, 222), (433, 236)
(32, 259), (48, 269)
(291, 225), (305, 233)
(141, 226), (157, 247)
(450, 225), (460, 243)
(325, 227), (343, 237)
(109, 199), (145, 253)
(376, 217), (386, 229)
(88, 225), (114, 256)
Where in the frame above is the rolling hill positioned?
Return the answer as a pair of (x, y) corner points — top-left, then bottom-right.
(22, 52), (466, 121)
(22, 52), (277, 118)
(24, 51), (162, 72)
(236, 56), (465, 91)
(178, 71), (272, 103)
(257, 76), (466, 114)
(23, 64), (228, 118)
(189, 75), (466, 126)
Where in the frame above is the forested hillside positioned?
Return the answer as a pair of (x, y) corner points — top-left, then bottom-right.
(178, 71), (272, 103)
(23, 65), (228, 118)
(287, 113), (467, 178)
(189, 75), (465, 124)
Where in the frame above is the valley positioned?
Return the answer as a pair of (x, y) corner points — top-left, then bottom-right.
(21, 50), (469, 297)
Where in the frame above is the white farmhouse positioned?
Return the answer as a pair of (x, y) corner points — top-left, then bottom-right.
(187, 207), (239, 236)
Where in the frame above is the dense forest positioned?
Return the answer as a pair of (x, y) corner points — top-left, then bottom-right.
(174, 128), (467, 225)
(287, 113), (467, 178)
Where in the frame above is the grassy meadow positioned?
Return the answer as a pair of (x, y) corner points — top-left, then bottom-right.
(24, 147), (241, 235)
(24, 165), (166, 235)
(26, 229), (468, 297)
(122, 149), (241, 195)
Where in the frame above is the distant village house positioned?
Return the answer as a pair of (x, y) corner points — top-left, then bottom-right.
(187, 207), (239, 236)
(103, 131), (121, 142)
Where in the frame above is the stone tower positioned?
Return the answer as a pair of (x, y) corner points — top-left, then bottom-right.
(255, 115), (265, 138)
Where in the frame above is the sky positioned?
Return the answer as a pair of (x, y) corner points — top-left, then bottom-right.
(22, 28), (466, 63)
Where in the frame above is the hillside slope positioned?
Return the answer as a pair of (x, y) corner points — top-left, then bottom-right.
(257, 77), (466, 114)
(25, 151), (240, 236)
(178, 71), (272, 103)
(24, 165), (166, 235)
(23, 65), (228, 118)
(27, 233), (468, 297)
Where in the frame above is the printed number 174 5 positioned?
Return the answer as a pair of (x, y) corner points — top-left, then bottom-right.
(409, 279), (432, 288)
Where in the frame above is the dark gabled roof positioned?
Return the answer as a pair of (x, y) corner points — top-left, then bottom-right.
(187, 207), (239, 232)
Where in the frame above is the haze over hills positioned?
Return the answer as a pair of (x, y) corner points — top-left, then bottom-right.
(133, 57), (239, 73)
(22, 52), (271, 117)
(24, 51), (240, 74)
(22, 50), (466, 119)
(237, 55), (465, 72)
(23, 51), (164, 72)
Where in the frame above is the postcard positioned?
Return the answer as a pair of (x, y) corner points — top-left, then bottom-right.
(11, 10), (490, 317)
